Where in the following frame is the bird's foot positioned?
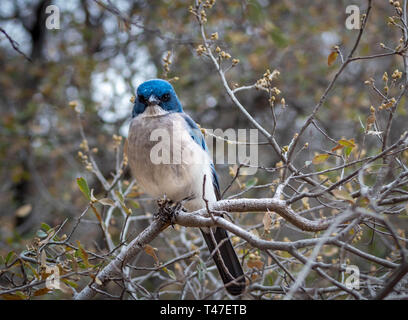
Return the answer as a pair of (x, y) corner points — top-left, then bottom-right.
(156, 196), (187, 228)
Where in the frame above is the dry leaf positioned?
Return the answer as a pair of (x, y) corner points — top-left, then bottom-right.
(331, 144), (344, 152)
(250, 273), (259, 281)
(144, 244), (159, 264)
(247, 259), (264, 270)
(328, 51), (338, 66)
(33, 288), (52, 296)
(40, 250), (47, 268)
(98, 198), (115, 206)
(262, 212), (273, 233)
(0, 293), (24, 300)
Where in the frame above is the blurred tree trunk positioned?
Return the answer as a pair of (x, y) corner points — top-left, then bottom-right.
(13, 0), (50, 232)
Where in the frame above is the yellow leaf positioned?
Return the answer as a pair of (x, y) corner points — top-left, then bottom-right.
(127, 191), (141, 198)
(302, 197), (310, 210)
(338, 139), (356, 148)
(328, 51), (338, 66)
(312, 153), (330, 164)
(76, 240), (90, 268)
(162, 267), (176, 280)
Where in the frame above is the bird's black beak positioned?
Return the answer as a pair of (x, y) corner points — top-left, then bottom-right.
(147, 95), (160, 106)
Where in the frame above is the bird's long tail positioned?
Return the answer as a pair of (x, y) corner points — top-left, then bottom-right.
(201, 227), (246, 295)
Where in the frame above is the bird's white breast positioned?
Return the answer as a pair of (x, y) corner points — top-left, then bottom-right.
(128, 110), (216, 211)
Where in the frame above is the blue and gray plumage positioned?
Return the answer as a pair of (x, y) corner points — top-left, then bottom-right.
(128, 79), (245, 295)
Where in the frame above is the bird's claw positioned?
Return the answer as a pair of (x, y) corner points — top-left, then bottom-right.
(156, 196), (187, 227)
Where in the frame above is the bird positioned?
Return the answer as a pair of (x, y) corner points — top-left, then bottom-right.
(127, 79), (246, 296)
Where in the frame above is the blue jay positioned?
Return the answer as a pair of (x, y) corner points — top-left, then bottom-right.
(128, 79), (245, 295)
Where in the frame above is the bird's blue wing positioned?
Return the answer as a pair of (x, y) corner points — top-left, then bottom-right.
(180, 113), (221, 200)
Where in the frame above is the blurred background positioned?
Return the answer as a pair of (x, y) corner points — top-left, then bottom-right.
(0, 0), (407, 299)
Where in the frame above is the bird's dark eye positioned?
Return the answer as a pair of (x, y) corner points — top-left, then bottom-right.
(161, 93), (170, 102)
(138, 95), (147, 104)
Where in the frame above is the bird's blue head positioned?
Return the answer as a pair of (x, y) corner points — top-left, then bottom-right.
(132, 79), (183, 117)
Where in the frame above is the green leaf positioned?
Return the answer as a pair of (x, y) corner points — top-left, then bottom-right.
(5, 251), (15, 264)
(115, 190), (124, 203)
(36, 230), (48, 238)
(245, 177), (258, 189)
(23, 261), (39, 279)
(62, 278), (78, 288)
(77, 177), (91, 200)
(115, 190), (132, 215)
(41, 222), (51, 232)
(162, 267), (176, 280)
(78, 262), (87, 269)
(129, 200), (140, 209)
(344, 146), (353, 157)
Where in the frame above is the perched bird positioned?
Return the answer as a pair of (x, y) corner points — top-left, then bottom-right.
(127, 79), (245, 295)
